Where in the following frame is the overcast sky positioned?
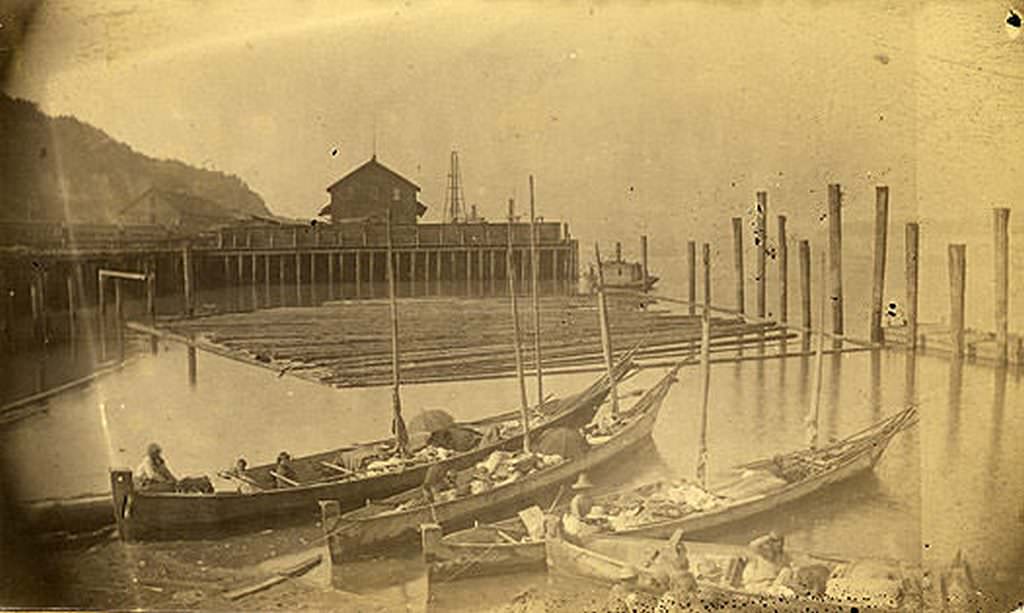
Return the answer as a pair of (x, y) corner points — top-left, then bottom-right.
(5, 0), (1022, 251)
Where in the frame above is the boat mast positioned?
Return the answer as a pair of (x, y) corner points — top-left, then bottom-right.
(385, 210), (409, 456)
(806, 250), (827, 450)
(593, 243), (620, 418)
(529, 175), (544, 408)
(696, 243), (711, 488)
(507, 198), (531, 452)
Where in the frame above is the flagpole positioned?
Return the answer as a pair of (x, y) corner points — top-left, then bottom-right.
(507, 199), (531, 452)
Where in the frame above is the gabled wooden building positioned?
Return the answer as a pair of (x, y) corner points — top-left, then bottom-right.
(319, 156), (428, 224)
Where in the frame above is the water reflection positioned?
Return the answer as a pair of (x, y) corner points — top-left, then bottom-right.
(985, 367), (1007, 499)
(945, 355), (964, 467)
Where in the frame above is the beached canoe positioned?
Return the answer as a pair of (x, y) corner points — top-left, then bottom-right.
(417, 407), (916, 582)
(321, 362), (684, 563)
(592, 405), (917, 540)
(545, 534), (931, 611)
(107, 354), (636, 542)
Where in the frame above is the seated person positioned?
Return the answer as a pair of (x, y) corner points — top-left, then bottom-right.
(640, 530), (698, 596)
(228, 457), (257, 494)
(741, 532), (794, 596)
(273, 451), (299, 488)
(429, 425), (482, 453)
(561, 473), (602, 542)
(135, 442), (177, 492)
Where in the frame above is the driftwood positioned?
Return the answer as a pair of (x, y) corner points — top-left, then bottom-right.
(222, 554), (322, 601)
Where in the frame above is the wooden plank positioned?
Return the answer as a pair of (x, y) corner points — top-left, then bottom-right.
(223, 554), (322, 601)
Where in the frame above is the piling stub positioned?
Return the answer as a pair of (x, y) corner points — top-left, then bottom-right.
(799, 239), (812, 349)
(319, 499), (342, 566)
(687, 241), (697, 316)
(110, 469), (134, 541)
(731, 218), (745, 314)
(420, 523), (443, 563)
(905, 223), (920, 350)
(777, 215), (788, 324)
(755, 191), (768, 319)
(827, 183), (844, 348)
(994, 208), (1010, 364)
(948, 243), (967, 356)
(870, 186), (890, 344)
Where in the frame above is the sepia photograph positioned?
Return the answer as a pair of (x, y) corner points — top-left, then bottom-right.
(0, 1), (1021, 610)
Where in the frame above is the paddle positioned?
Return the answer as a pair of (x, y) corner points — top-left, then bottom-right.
(269, 471), (300, 487)
(217, 471), (265, 492)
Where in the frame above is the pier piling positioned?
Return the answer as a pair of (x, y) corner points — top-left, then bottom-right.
(687, 240), (697, 316)
(870, 186), (889, 344)
(755, 191), (768, 320)
(731, 217), (745, 314)
(799, 239), (811, 351)
(777, 215), (788, 325)
(948, 244), (967, 356)
(641, 235), (649, 294)
(994, 208), (1010, 364)
(905, 223), (919, 350)
(827, 184), (844, 349)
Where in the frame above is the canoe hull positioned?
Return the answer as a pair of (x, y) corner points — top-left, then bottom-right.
(324, 366), (680, 563)
(421, 522), (546, 582)
(109, 362), (629, 542)
(610, 441), (885, 540)
(326, 405), (661, 562)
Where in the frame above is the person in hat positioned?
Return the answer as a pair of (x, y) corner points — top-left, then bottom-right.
(273, 451), (299, 488)
(741, 532), (793, 595)
(562, 473), (600, 542)
(135, 442), (177, 492)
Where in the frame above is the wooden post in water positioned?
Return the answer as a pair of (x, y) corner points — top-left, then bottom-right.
(731, 218), (745, 314)
(114, 279), (125, 363)
(640, 234), (649, 294)
(687, 240), (697, 316)
(66, 272), (77, 351)
(799, 240), (811, 350)
(594, 243), (620, 418)
(310, 252), (318, 305)
(905, 223), (919, 351)
(777, 215), (788, 325)
(948, 244), (967, 357)
(385, 211), (409, 456)
(264, 254), (271, 305)
(146, 266), (157, 354)
(507, 199), (531, 451)
(236, 255), (244, 310)
(187, 336), (197, 387)
(529, 175), (544, 405)
(827, 184), (844, 349)
(295, 252), (303, 306)
(806, 251), (827, 450)
(279, 254), (287, 305)
(994, 208), (1010, 364)
(250, 253), (258, 310)
(696, 243), (712, 488)
(29, 274), (42, 349)
(869, 186), (889, 344)
(615, 242), (622, 263)
(98, 272), (107, 361)
(755, 191), (768, 320)
(355, 251), (362, 299)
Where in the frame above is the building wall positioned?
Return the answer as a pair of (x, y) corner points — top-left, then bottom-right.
(328, 164), (421, 224)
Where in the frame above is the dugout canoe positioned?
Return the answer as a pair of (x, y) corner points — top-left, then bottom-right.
(417, 406), (916, 582)
(321, 362), (684, 563)
(545, 534), (932, 611)
(108, 353), (636, 542)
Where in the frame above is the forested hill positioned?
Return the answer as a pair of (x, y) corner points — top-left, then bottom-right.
(0, 94), (271, 222)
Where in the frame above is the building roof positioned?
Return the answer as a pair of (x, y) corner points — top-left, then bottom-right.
(326, 155), (421, 193)
(118, 187), (274, 224)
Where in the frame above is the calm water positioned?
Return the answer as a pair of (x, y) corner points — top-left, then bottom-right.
(2, 308), (1022, 608)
